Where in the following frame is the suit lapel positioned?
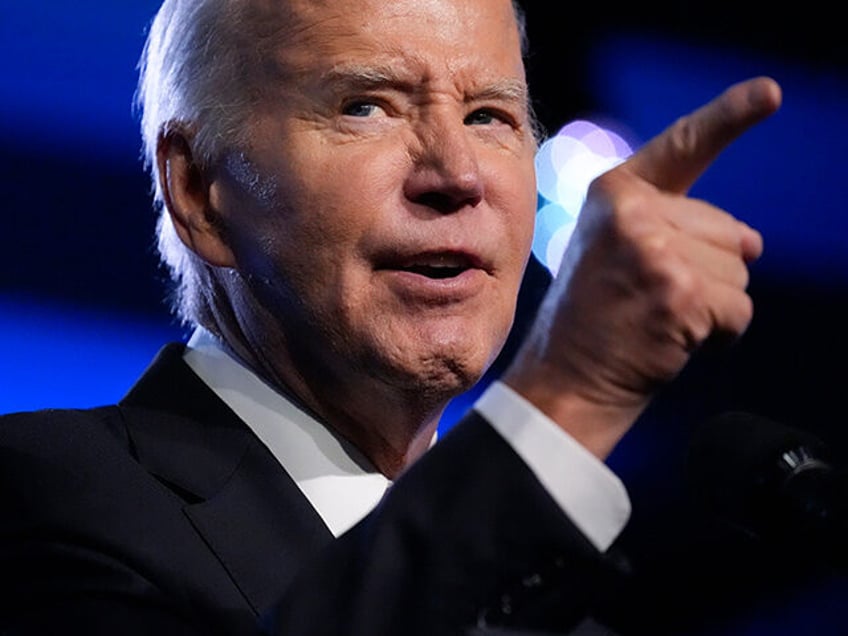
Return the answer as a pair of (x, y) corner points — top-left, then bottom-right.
(119, 343), (334, 615)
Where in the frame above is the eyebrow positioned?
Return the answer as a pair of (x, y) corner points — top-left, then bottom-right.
(467, 79), (530, 107)
(319, 63), (530, 107)
(319, 64), (417, 92)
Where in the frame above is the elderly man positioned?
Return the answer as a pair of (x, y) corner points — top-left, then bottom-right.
(0, 0), (780, 634)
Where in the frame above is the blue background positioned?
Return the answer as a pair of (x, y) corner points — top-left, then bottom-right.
(1, 2), (847, 633)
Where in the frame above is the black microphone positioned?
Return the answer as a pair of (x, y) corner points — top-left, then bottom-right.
(686, 411), (848, 568)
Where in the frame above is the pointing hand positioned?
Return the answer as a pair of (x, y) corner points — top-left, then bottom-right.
(504, 77), (782, 458)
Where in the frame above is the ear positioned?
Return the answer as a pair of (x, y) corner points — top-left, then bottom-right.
(156, 125), (236, 268)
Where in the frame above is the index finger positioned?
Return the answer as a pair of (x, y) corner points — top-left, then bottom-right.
(625, 76), (782, 194)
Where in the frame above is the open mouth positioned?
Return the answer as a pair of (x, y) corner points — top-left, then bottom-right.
(392, 253), (476, 280)
(402, 264), (467, 279)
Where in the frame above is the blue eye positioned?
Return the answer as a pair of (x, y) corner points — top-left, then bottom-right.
(464, 110), (497, 126)
(343, 101), (382, 117)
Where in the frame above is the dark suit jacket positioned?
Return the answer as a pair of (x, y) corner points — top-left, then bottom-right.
(0, 344), (628, 635)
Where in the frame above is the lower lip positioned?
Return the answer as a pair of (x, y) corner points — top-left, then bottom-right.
(380, 268), (489, 304)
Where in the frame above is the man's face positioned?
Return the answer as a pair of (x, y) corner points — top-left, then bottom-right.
(211, 0), (537, 404)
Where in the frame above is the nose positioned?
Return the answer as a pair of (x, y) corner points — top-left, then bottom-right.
(403, 113), (484, 214)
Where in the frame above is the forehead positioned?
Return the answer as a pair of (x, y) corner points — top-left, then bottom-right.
(249, 0), (526, 88)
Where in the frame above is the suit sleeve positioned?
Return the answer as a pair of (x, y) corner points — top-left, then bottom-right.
(476, 381), (631, 551)
(0, 402), (629, 635)
(266, 412), (631, 636)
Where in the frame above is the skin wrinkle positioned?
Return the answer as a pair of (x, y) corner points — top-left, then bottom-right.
(141, 0), (782, 485)
(222, 152), (279, 206)
(190, 0), (537, 476)
(142, 0), (538, 476)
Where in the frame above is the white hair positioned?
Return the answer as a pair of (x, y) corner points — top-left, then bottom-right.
(135, 0), (268, 326)
(135, 0), (533, 327)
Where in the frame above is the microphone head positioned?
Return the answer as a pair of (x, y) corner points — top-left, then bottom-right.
(686, 411), (832, 539)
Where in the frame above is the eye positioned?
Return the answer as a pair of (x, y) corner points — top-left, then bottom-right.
(464, 109), (502, 126)
(342, 100), (386, 118)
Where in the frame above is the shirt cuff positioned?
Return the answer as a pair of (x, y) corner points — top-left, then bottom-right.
(474, 381), (631, 552)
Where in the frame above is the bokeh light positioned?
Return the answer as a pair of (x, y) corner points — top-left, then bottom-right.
(533, 119), (635, 275)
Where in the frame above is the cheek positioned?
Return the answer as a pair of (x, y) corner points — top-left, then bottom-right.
(518, 165), (539, 254)
(283, 153), (403, 256)
(494, 160), (538, 265)
(255, 168), (397, 299)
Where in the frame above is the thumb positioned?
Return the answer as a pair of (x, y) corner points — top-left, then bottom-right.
(624, 76), (782, 194)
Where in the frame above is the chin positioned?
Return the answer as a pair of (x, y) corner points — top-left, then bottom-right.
(366, 312), (508, 401)
(393, 342), (493, 403)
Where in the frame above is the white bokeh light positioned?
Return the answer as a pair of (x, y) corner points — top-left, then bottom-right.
(533, 119), (635, 275)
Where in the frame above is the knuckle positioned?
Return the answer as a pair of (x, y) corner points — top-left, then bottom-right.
(630, 226), (677, 273)
(734, 261), (751, 289)
(663, 264), (700, 312)
(647, 258), (702, 325)
(606, 190), (656, 239)
(666, 115), (700, 160)
(734, 293), (755, 329)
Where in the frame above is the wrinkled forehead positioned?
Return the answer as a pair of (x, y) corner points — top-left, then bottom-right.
(238, 0), (526, 85)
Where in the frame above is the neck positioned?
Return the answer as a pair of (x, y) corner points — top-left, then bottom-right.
(280, 356), (446, 479)
(209, 321), (447, 479)
(324, 407), (440, 479)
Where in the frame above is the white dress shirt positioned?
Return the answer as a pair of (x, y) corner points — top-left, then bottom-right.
(183, 328), (630, 549)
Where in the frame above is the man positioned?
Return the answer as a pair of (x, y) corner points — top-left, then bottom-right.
(0, 0), (781, 634)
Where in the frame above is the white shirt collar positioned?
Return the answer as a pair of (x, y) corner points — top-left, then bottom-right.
(182, 327), (390, 537)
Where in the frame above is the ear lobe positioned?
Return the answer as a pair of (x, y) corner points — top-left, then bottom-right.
(156, 126), (236, 268)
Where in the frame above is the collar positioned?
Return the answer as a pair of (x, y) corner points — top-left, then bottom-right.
(182, 327), (390, 537)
